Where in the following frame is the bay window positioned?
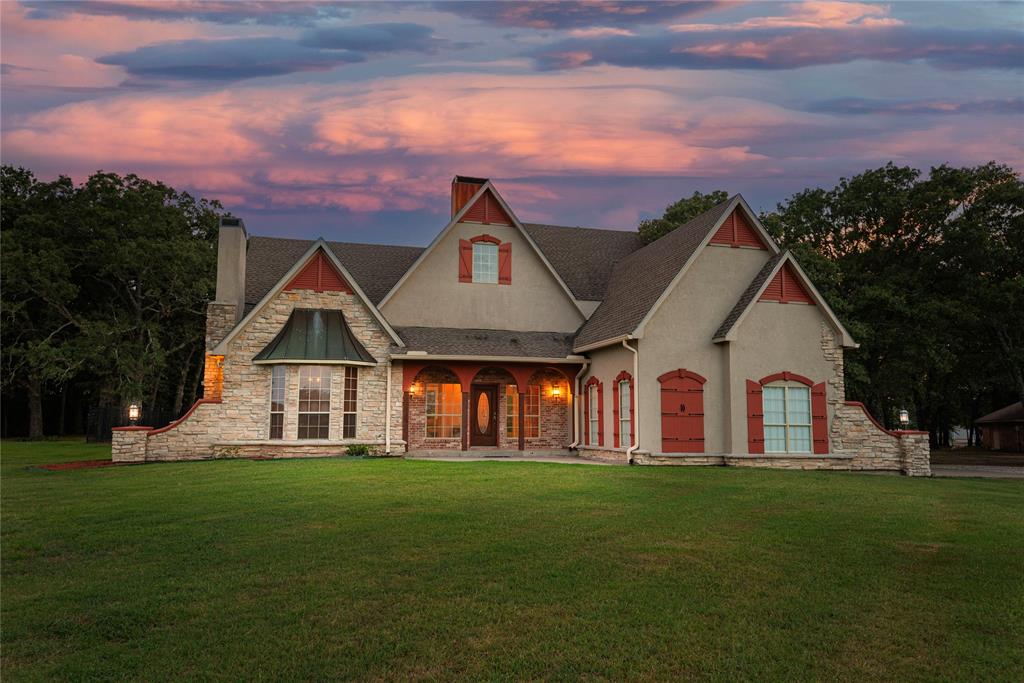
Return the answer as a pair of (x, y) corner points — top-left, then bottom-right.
(269, 365), (285, 439)
(342, 366), (357, 439)
(298, 365), (331, 439)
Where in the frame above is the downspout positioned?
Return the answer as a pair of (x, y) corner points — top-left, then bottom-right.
(623, 338), (639, 464)
(384, 358), (392, 455)
(568, 360), (590, 449)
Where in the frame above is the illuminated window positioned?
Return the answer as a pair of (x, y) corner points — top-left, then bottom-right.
(269, 365), (285, 439)
(298, 366), (331, 439)
(342, 366), (357, 439)
(763, 385), (811, 453)
(506, 385), (540, 438)
(472, 242), (498, 283)
(426, 383), (462, 438)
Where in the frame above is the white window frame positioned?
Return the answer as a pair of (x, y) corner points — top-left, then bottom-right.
(618, 380), (631, 447)
(425, 383), (462, 438)
(269, 365), (285, 440)
(763, 384), (812, 453)
(342, 366), (358, 439)
(588, 384), (599, 445)
(298, 366), (331, 440)
(472, 242), (499, 283)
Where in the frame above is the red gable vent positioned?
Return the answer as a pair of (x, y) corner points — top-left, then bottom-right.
(285, 249), (353, 294)
(710, 209), (767, 249)
(462, 190), (512, 226)
(760, 263), (813, 304)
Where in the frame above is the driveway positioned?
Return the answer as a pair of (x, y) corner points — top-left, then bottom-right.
(930, 465), (1024, 479)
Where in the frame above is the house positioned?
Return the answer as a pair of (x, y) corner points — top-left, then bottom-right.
(112, 176), (930, 475)
(976, 402), (1024, 452)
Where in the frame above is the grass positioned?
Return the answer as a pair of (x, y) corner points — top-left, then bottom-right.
(2, 440), (1022, 681)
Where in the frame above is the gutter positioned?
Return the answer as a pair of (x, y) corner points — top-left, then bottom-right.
(384, 358), (392, 455)
(568, 360), (590, 449)
(623, 337), (639, 464)
(390, 353), (586, 364)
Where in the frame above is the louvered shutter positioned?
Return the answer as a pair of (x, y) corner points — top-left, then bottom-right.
(746, 380), (764, 454)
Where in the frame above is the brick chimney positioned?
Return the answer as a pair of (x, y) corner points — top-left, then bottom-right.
(451, 175), (488, 217)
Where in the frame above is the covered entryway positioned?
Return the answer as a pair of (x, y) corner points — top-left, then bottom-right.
(658, 369), (706, 453)
(470, 384), (498, 446)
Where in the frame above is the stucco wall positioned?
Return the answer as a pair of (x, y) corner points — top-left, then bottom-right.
(380, 221), (584, 332)
(639, 245), (770, 454)
(578, 343), (635, 455)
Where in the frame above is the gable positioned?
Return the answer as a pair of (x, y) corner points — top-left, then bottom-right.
(760, 263), (812, 304)
(285, 249), (352, 294)
(709, 208), (767, 249)
(462, 189), (512, 225)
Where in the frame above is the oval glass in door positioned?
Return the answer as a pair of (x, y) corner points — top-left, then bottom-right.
(476, 392), (491, 433)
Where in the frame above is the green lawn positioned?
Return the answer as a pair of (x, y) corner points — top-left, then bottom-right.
(3, 441), (1022, 681)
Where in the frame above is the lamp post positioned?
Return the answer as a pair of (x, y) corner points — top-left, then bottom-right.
(899, 409), (910, 428)
(128, 402), (141, 425)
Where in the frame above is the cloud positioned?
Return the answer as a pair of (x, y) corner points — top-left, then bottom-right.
(19, 1), (351, 26)
(532, 26), (1024, 71)
(805, 97), (1024, 116)
(96, 37), (365, 81)
(298, 23), (449, 53)
(672, 1), (903, 32)
(432, 1), (723, 29)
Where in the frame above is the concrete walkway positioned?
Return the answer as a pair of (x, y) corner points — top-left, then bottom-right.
(405, 451), (617, 466)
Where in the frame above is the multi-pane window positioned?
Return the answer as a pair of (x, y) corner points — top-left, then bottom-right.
(298, 366), (331, 439)
(588, 384), (599, 445)
(426, 383), (462, 438)
(472, 242), (498, 283)
(763, 385), (812, 453)
(270, 365), (285, 440)
(342, 366), (357, 439)
(618, 380), (631, 446)
(506, 385), (540, 438)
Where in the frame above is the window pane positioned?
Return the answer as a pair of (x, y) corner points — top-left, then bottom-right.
(763, 386), (786, 426)
(588, 385), (599, 444)
(765, 426), (787, 453)
(787, 387), (811, 426)
(472, 243), (498, 283)
(789, 425), (811, 452)
(506, 385), (518, 437)
(270, 365), (286, 439)
(298, 366), (331, 440)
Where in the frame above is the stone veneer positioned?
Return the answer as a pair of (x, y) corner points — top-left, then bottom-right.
(113, 285), (405, 462)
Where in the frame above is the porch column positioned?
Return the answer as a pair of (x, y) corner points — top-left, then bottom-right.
(518, 390), (525, 451)
(402, 391), (410, 445)
(462, 390), (470, 451)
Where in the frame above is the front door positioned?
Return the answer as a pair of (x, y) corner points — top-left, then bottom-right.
(470, 384), (498, 446)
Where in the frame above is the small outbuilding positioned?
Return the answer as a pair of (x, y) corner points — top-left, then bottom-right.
(976, 402), (1024, 452)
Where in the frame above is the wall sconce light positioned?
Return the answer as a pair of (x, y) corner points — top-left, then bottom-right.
(899, 409), (910, 427)
(128, 403), (141, 424)
(551, 386), (562, 398)
(408, 384), (419, 395)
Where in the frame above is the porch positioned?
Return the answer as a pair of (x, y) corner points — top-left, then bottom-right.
(400, 360), (581, 452)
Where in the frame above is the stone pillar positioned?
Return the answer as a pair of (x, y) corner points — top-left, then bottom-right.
(112, 426), (150, 462)
(205, 301), (237, 351)
(897, 431), (931, 476)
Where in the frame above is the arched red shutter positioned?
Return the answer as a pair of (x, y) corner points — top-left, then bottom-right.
(498, 242), (511, 284)
(458, 239), (472, 282)
(811, 382), (828, 454)
(746, 380), (764, 454)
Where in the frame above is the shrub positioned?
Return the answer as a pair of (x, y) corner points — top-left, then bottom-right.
(346, 444), (372, 457)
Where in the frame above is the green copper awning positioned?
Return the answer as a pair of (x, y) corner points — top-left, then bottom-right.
(253, 309), (376, 365)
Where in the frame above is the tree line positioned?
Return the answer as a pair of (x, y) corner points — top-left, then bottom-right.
(3, 162), (1021, 446)
(1, 167), (225, 438)
(641, 162), (1024, 446)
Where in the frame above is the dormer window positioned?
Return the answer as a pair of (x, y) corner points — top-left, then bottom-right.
(472, 242), (499, 283)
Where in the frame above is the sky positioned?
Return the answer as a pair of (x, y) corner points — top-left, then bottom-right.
(2, 1), (1022, 245)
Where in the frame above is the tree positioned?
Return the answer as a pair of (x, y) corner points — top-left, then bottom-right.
(638, 190), (730, 244)
(1, 167), (224, 437)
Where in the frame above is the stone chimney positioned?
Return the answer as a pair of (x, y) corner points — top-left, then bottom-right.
(206, 216), (247, 351)
(451, 175), (488, 217)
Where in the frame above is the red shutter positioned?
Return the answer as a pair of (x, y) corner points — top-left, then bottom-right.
(498, 242), (511, 284)
(746, 380), (764, 454)
(612, 384), (620, 448)
(812, 381), (828, 454)
(458, 239), (472, 283)
(597, 381), (604, 447)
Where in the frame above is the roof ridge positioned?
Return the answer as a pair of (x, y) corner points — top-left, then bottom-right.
(248, 234), (425, 251)
(522, 222), (638, 236)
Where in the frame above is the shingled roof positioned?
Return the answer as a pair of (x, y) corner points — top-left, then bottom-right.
(522, 223), (643, 300)
(245, 237), (423, 309)
(712, 252), (786, 341)
(395, 326), (576, 359)
(572, 196), (739, 349)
